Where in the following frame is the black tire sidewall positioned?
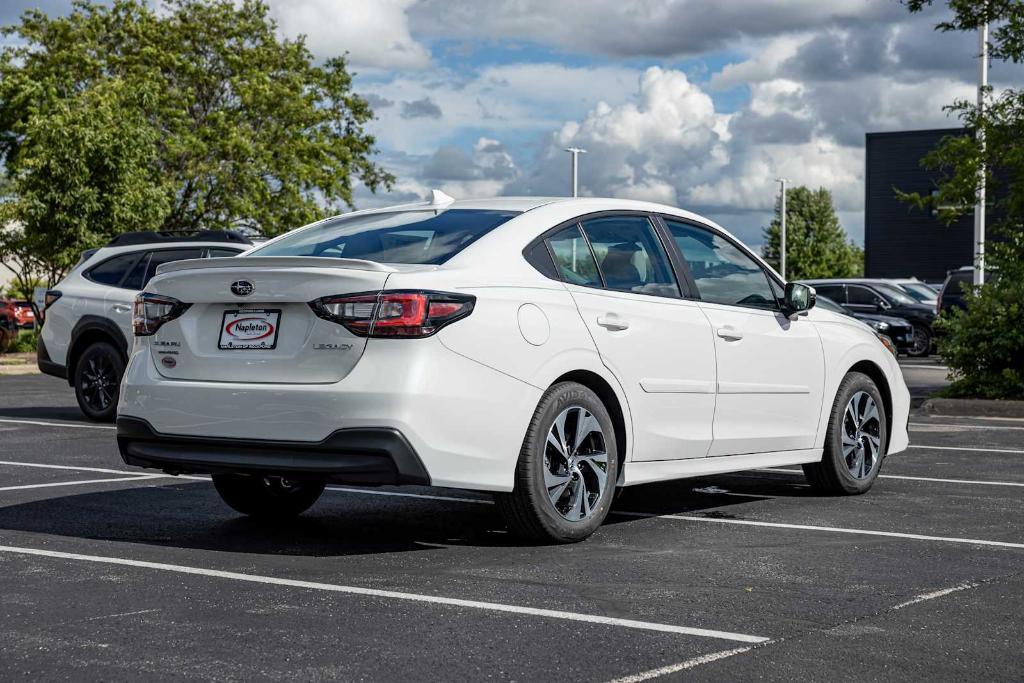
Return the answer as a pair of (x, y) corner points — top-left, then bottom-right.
(825, 373), (888, 494)
(73, 342), (125, 422)
(909, 324), (931, 357)
(521, 383), (619, 542)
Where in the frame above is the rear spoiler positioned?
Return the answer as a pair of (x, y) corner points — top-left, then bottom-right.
(155, 256), (396, 276)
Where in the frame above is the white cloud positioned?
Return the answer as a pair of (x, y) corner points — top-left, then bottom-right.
(269, 0), (430, 69)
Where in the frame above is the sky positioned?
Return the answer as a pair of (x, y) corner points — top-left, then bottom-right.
(3, 0), (1024, 248)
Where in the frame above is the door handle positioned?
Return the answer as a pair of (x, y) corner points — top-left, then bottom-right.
(596, 315), (629, 331)
(112, 304), (131, 314)
(716, 326), (743, 340)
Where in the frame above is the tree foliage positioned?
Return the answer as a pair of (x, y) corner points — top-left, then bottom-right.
(0, 0), (392, 286)
(901, 1), (1024, 399)
(761, 186), (863, 280)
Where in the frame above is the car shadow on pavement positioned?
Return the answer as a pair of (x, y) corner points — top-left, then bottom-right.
(0, 472), (813, 555)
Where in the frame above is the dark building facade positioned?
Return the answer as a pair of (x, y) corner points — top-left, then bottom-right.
(864, 128), (974, 281)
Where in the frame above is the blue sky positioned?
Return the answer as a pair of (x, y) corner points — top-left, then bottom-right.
(4, 0), (1023, 248)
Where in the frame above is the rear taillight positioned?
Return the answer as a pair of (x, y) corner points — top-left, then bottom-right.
(133, 293), (191, 336)
(309, 290), (475, 338)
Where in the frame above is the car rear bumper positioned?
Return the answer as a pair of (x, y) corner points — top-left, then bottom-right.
(36, 335), (68, 380)
(117, 416), (430, 485)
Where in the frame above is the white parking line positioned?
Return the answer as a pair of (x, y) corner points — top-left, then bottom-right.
(757, 468), (1024, 488)
(326, 486), (493, 504)
(611, 511), (1024, 549)
(910, 422), (1024, 431)
(908, 444), (1024, 454)
(891, 581), (981, 611)
(0, 418), (115, 430)
(0, 543), (770, 644)
(0, 460), (146, 476)
(607, 646), (756, 682)
(0, 475), (164, 492)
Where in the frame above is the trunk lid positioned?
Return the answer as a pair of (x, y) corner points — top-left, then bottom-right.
(145, 256), (391, 383)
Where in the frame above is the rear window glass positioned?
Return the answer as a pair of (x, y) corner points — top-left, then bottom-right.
(250, 209), (518, 265)
(85, 253), (141, 286)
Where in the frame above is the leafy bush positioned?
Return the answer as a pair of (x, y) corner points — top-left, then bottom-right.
(7, 329), (39, 354)
(935, 228), (1024, 399)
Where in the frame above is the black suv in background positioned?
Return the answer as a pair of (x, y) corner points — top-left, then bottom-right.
(937, 267), (973, 314)
(802, 279), (937, 357)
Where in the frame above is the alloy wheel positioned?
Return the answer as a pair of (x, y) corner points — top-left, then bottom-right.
(910, 325), (930, 356)
(842, 391), (881, 479)
(543, 405), (609, 521)
(81, 355), (117, 411)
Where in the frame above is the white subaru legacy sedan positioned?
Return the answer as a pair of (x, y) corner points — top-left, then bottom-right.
(117, 194), (909, 543)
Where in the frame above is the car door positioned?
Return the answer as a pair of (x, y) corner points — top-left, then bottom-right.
(661, 218), (825, 457)
(844, 285), (887, 315)
(545, 214), (717, 461)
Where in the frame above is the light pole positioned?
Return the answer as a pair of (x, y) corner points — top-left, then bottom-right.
(776, 178), (788, 280)
(974, 21), (988, 286)
(565, 147), (587, 197)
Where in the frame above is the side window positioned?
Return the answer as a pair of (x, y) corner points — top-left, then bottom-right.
(143, 248), (204, 287)
(813, 284), (845, 302)
(664, 220), (777, 310)
(85, 254), (142, 287)
(580, 215), (680, 297)
(847, 286), (879, 306)
(524, 241), (558, 280)
(121, 252), (151, 290)
(546, 225), (602, 287)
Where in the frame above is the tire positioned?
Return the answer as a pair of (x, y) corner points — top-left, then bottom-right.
(907, 324), (932, 357)
(496, 382), (619, 544)
(212, 474), (325, 519)
(73, 341), (125, 422)
(803, 372), (888, 495)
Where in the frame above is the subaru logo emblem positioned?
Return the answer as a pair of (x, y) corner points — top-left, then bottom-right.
(230, 280), (255, 297)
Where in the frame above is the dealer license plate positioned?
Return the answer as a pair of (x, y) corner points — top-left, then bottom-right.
(218, 309), (281, 350)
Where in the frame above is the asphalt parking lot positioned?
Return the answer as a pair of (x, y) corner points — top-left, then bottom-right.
(0, 362), (1022, 681)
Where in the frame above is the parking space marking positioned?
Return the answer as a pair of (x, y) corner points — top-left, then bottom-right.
(0, 418), (115, 431)
(607, 646), (756, 682)
(326, 486), (493, 504)
(0, 475), (164, 492)
(908, 444), (1024, 454)
(758, 468), (1024, 488)
(891, 581), (981, 611)
(0, 460), (148, 476)
(910, 422), (1024, 431)
(0, 543), (770, 643)
(611, 511), (1024, 549)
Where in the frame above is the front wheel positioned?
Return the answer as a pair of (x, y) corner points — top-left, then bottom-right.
(212, 475), (325, 519)
(803, 372), (888, 495)
(907, 324), (932, 357)
(496, 382), (618, 544)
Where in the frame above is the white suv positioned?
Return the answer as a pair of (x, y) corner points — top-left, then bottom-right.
(116, 196), (910, 543)
(38, 231), (251, 421)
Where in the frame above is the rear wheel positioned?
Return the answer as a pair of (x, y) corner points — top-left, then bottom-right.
(496, 382), (618, 543)
(212, 474), (325, 519)
(908, 324), (931, 357)
(803, 372), (888, 495)
(73, 341), (124, 422)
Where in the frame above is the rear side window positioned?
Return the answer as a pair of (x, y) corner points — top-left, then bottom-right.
(847, 286), (880, 306)
(580, 216), (679, 298)
(547, 225), (602, 287)
(251, 209), (517, 265)
(85, 254), (142, 287)
(813, 284), (845, 302)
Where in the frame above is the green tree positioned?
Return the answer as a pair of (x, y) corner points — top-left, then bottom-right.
(900, 1), (1024, 399)
(761, 186), (863, 280)
(0, 0), (392, 287)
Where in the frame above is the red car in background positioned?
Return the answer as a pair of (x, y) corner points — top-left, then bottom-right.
(10, 300), (35, 329)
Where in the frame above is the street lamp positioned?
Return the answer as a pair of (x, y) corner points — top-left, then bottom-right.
(974, 21), (988, 286)
(775, 178), (789, 280)
(565, 147), (587, 198)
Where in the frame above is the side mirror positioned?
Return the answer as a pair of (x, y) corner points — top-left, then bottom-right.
(783, 282), (816, 316)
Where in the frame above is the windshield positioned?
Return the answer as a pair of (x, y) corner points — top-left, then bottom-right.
(873, 283), (916, 305)
(250, 209), (518, 265)
(897, 282), (937, 302)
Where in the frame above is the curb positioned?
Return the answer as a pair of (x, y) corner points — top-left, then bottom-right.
(919, 397), (1024, 418)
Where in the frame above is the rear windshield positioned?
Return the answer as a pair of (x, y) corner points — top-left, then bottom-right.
(250, 209), (518, 265)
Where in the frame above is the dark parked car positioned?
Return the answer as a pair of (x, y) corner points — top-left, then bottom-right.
(815, 296), (915, 355)
(937, 266), (973, 314)
(802, 279), (937, 357)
